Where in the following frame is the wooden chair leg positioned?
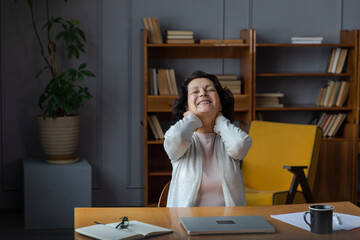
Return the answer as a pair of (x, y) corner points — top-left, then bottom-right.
(284, 166), (314, 204)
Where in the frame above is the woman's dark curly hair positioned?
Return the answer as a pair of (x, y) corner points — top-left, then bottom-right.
(172, 70), (234, 124)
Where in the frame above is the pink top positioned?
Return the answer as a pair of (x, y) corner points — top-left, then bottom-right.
(194, 132), (225, 207)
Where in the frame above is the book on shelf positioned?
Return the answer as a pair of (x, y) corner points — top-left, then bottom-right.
(328, 113), (346, 137)
(215, 74), (238, 80)
(149, 115), (164, 139)
(168, 69), (178, 95)
(75, 220), (172, 240)
(220, 80), (241, 94)
(326, 81), (340, 107)
(327, 48), (348, 73)
(167, 35), (194, 39)
(335, 81), (350, 107)
(166, 30), (194, 44)
(256, 93), (284, 108)
(166, 39), (195, 44)
(322, 80), (335, 106)
(142, 17), (163, 44)
(291, 37), (323, 44)
(166, 30), (194, 36)
(315, 112), (346, 137)
(326, 48), (336, 73)
(316, 85), (327, 106)
(215, 74), (241, 94)
(200, 39), (245, 44)
(316, 80), (349, 107)
(148, 69), (177, 96)
(324, 113), (338, 136)
(157, 69), (171, 96)
(148, 116), (160, 140)
(335, 48), (348, 73)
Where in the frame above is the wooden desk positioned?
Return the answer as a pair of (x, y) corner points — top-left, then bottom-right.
(75, 202), (360, 239)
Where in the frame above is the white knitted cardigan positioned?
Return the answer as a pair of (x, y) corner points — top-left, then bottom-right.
(164, 113), (252, 207)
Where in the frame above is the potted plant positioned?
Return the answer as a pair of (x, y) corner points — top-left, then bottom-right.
(15, 0), (95, 164)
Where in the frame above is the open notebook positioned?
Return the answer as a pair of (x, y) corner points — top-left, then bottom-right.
(75, 220), (172, 240)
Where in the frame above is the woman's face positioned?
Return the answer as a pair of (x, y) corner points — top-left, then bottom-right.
(187, 78), (222, 118)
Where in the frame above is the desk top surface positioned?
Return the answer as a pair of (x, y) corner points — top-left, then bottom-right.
(75, 201), (360, 239)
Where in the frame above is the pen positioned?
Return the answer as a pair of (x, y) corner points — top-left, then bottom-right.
(333, 214), (342, 225)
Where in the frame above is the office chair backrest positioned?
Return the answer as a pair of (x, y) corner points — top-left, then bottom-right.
(242, 120), (321, 192)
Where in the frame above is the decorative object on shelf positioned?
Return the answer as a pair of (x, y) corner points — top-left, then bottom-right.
(15, 0), (95, 164)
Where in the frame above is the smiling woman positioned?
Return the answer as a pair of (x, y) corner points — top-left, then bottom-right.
(163, 71), (252, 207)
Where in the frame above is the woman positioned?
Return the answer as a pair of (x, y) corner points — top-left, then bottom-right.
(164, 70), (252, 207)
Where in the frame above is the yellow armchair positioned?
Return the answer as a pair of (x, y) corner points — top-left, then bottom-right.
(242, 120), (322, 205)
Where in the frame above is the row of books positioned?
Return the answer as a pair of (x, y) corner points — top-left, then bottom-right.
(142, 17), (163, 44)
(166, 30), (194, 44)
(148, 68), (178, 96)
(316, 80), (349, 107)
(326, 48), (348, 74)
(147, 115), (164, 140)
(216, 74), (241, 94)
(256, 93), (284, 108)
(291, 37), (323, 44)
(315, 112), (346, 137)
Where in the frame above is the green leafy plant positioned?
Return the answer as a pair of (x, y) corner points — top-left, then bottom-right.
(15, 0), (95, 117)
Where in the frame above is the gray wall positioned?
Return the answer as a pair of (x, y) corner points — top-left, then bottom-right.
(1, 0), (360, 209)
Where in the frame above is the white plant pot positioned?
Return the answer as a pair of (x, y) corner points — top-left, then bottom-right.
(37, 115), (81, 164)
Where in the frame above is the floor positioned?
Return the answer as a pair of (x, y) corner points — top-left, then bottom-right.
(0, 210), (73, 240)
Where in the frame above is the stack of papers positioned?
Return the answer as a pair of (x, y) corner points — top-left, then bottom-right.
(271, 212), (360, 231)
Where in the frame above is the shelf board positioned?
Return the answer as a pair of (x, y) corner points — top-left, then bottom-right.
(256, 105), (353, 111)
(147, 140), (164, 144)
(148, 43), (250, 47)
(256, 43), (354, 47)
(257, 73), (351, 77)
(148, 171), (172, 176)
(147, 43), (250, 58)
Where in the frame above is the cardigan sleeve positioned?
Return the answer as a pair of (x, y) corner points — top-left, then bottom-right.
(214, 115), (252, 160)
(164, 113), (202, 162)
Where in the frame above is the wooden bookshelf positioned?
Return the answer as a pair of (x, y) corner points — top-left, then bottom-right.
(143, 28), (360, 206)
(254, 30), (359, 204)
(143, 29), (254, 206)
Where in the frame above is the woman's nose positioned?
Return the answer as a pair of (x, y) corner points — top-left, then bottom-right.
(200, 90), (207, 97)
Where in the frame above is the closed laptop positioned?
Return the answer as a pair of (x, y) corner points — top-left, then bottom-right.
(180, 215), (275, 235)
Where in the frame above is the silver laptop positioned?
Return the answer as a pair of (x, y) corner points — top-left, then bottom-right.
(180, 215), (275, 235)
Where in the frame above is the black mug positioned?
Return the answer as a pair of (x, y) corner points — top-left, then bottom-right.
(303, 204), (333, 234)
